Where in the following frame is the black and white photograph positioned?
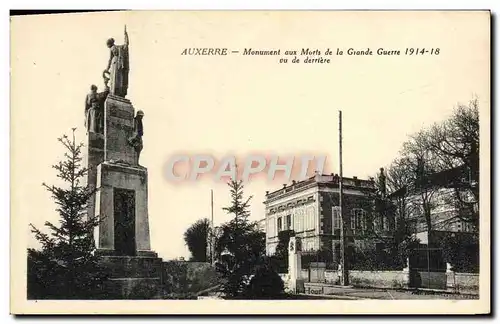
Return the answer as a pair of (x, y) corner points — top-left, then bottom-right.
(9, 10), (490, 315)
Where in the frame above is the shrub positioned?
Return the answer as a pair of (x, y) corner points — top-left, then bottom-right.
(243, 261), (285, 299)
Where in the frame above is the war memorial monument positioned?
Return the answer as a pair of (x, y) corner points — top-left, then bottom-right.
(85, 26), (162, 299)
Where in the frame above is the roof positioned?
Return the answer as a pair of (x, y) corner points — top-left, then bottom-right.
(264, 173), (376, 202)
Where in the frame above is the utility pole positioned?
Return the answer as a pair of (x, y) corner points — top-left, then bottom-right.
(339, 110), (349, 286)
(210, 189), (215, 264)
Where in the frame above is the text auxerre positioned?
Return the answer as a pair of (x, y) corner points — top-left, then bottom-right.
(181, 48), (230, 55)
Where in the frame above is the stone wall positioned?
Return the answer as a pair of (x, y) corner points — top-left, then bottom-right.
(297, 269), (406, 288)
(349, 270), (407, 288)
(325, 270), (338, 283)
(281, 269), (479, 295)
(447, 272), (479, 294)
(161, 261), (219, 297)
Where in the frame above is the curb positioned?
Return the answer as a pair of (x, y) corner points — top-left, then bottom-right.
(299, 293), (364, 300)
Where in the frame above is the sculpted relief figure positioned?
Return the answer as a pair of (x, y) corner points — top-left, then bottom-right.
(104, 25), (130, 98)
(128, 110), (144, 165)
(84, 84), (109, 134)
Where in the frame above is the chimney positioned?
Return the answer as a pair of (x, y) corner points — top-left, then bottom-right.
(353, 176), (358, 180)
(292, 180), (296, 185)
(265, 191), (269, 195)
(283, 184), (287, 188)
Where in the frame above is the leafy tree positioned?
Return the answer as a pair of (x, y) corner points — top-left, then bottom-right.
(215, 179), (266, 298)
(438, 232), (479, 273)
(27, 129), (107, 299)
(273, 230), (294, 272)
(183, 218), (210, 262)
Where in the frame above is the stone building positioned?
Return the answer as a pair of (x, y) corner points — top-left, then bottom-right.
(390, 165), (478, 245)
(263, 173), (395, 262)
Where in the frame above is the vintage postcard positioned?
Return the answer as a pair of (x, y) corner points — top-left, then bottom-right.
(10, 10), (490, 315)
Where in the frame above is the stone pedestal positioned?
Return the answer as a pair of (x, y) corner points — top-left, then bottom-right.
(103, 94), (138, 164)
(288, 237), (305, 294)
(94, 161), (152, 254)
(87, 95), (162, 299)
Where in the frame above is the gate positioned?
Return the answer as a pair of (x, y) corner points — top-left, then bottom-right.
(300, 250), (334, 283)
(308, 262), (326, 283)
(409, 245), (447, 289)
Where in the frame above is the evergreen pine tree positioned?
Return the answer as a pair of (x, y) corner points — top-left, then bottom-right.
(27, 129), (108, 299)
(215, 179), (266, 298)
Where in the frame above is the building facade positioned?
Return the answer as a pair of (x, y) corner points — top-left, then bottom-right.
(390, 165), (478, 245)
(263, 173), (394, 261)
(406, 188), (476, 238)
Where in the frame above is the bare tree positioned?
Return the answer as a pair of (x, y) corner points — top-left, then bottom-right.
(421, 98), (480, 229)
(400, 130), (443, 236)
(386, 158), (417, 237)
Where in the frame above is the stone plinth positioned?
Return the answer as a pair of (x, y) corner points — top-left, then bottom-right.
(288, 237), (305, 293)
(94, 161), (152, 254)
(104, 95), (138, 164)
(99, 255), (163, 299)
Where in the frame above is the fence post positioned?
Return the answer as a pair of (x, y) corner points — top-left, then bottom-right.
(402, 257), (410, 288)
(446, 262), (457, 292)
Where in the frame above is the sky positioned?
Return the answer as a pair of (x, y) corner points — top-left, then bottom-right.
(11, 11), (489, 260)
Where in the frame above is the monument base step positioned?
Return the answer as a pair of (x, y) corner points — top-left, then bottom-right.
(98, 255), (163, 279)
(103, 277), (163, 300)
(96, 251), (164, 299)
(95, 249), (159, 258)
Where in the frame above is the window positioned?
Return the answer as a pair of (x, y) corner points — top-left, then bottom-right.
(267, 217), (277, 238)
(294, 207), (304, 232)
(294, 210), (300, 231)
(286, 215), (292, 230)
(306, 206), (316, 230)
(332, 207), (341, 230)
(277, 217), (282, 231)
(459, 221), (471, 232)
(351, 208), (366, 230)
